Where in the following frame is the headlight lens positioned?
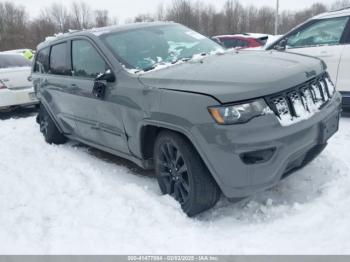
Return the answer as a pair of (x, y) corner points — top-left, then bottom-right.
(208, 99), (271, 125)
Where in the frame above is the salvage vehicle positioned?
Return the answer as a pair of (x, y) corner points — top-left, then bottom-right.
(266, 7), (350, 109)
(0, 53), (38, 111)
(32, 22), (342, 216)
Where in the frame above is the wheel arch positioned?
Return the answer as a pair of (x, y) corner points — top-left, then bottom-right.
(138, 122), (222, 190)
(39, 99), (65, 134)
(139, 122), (195, 160)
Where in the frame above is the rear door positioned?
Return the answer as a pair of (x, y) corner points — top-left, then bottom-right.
(69, 38), (129, 153)
(278, 16), (349, 85)
(41, 42), (77, 135)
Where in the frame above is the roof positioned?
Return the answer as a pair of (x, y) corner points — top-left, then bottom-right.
(37, 21), (175, 50)
(313, 7), (350, 20)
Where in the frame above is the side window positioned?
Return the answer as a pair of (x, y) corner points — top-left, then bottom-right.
(50, 42), (70, 75)
(222, 39), (237, 49)
(34, 47), (50, 73)
(72, 40), (106, 79)
(238, 40), (248, 48)
(287, 17), (349, 48)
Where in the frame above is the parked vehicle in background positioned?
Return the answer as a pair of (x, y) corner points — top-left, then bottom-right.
(240, 33), (271, 45)
(0, 53), (38, 110)
(212, 35), (263, 49)
(3, 49), (36, 60)
(33, 22), (341, 216)
(266, 7), (350, 109)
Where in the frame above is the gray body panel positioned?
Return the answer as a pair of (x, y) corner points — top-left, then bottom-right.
(32, 22), (342, 199)
(139, 50), (325, 103)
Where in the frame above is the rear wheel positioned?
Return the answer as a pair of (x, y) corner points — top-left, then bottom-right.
(154, 131), (220, 217)
(39, 105), (67, 145)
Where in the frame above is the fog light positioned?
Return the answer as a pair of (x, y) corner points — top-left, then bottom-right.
(240, 147), (276, 165)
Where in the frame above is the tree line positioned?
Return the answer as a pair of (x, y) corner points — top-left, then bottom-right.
(0, 0), (350, 51)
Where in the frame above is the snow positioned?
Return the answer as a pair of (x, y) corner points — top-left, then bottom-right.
(1, 112), (350, 254)
(277, 80), (336, 127)
(126, 49), (224, 75)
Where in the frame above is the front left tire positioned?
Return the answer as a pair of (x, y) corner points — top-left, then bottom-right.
(154, 130), (221, 217)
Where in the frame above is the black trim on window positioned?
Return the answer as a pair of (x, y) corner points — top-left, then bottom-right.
(341, 17), (350, 44)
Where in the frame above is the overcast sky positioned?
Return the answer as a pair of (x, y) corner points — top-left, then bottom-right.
(13, 0), (334, 23)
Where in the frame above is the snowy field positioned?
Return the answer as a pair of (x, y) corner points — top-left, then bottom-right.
(0, 109), (350, 255)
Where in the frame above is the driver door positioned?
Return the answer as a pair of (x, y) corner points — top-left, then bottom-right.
(69, 38), (130, 153)
(282, 16), (349, 85)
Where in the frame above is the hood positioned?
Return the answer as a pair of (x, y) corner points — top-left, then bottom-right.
(138, 50), (325, 103)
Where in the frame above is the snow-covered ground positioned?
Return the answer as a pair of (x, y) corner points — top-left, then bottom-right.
(1, 111), (350, 254)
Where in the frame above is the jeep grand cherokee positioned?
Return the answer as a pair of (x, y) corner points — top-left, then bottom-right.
(32, 22), (342, 216)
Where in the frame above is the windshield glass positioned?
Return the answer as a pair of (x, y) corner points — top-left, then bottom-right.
(101, 24), (223, 72)
(0, 54), (31, 69)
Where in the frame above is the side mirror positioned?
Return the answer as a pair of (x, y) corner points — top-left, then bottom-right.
(92, 81), (106, 99)
(93, 69), (115, 99)
(95, 69), (116, 83)
(275, 39), (287, 51)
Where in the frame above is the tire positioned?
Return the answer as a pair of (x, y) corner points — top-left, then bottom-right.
(39, 104), (67, 145)
(154, 131), (221, 217)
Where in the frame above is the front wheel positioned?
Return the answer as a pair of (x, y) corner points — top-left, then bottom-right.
(154, 131), (221, 217)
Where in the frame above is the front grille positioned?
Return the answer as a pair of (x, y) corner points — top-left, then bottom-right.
(266, 73), (335, 126)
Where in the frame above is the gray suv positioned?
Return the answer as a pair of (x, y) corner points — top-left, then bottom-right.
(32, 22), (342, 216)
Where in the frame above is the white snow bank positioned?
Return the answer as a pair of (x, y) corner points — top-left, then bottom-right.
(0, 115), (350, 254)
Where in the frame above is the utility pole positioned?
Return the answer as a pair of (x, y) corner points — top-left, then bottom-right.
(275, 0), (279, 35)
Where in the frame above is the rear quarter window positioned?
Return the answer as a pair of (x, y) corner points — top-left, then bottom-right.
(34, 47), (50, 73)
(49, 42), (70, 76)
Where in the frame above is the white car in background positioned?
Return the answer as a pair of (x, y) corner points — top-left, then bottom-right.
(266, 7), (350, 108)
(0, 53), (38, 110)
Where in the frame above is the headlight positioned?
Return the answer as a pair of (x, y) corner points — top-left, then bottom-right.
(208, 99), (272, 125)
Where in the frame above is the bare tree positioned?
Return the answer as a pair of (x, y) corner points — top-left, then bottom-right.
(0, 2), (28, 50)
(331, 0), (350, 9)
(41, 3), (72, 32)
(134, 14), (155, 23)
(0, 0), (347, 51)
(71, 1), (92, 29)
(27, 15), (56, 48)
(156, 3), (165, 21)
(95, 10), (110, 27)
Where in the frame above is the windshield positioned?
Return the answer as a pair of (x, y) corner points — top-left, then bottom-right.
(101, 24), (223, 72)
(0, 54), (31, 69)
